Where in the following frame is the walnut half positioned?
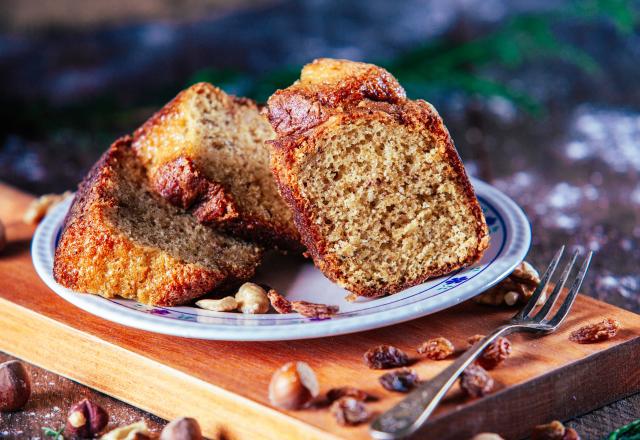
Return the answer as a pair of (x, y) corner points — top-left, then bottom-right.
(474, 261), (542, 306)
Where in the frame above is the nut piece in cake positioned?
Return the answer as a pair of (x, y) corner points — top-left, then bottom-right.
(266, 58), (489, 297)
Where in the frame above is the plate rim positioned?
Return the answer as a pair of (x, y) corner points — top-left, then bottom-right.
(32, 178), (531, 341)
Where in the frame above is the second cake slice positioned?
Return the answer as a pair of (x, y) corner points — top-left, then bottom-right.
(133, 83), (301, 252)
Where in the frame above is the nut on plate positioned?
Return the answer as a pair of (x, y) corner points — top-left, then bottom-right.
(0, 360), (31, 412)
(268, 361), (319, 410)
(195, 296), (238, 312)
(235, 282), (270, 314)
(160, 417), (203, 440)
(66, 398), (109, 438)
(474, 260), (541, 306)
(100, 421), (151, 440)
(23, 191), (73, 225)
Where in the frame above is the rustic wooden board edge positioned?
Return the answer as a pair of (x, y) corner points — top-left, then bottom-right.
(1, 298), (340, 440)
(422, 336), (640, 439)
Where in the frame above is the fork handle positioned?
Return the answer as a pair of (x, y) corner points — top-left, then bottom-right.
(370, 324), (515, 439)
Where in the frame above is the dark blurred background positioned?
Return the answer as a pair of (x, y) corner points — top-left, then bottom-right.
(1, 0), (639, 311)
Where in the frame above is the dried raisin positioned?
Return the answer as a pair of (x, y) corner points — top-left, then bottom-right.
(417, 337), (455, 360)
(467, 335), (512, 370)
(267, 289), (292, 314)
(326, 387), (375, 403)
(379, 368), (420, 393)
(330, 397), (370, 426)
(291, 301), (339, 319)
(569, 318), (620, 343)
(363, 345), (410, 369)
(459, 364), (494, 398)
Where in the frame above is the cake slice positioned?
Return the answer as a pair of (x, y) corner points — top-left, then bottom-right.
(266, 58), (489, 298)
(132, 82), (301, 252)
(53, 136), (263, 306)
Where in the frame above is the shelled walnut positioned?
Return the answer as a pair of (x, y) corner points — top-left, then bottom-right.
(474, 261), (541, 306)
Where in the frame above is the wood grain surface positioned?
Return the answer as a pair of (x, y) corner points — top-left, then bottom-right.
(1, 183), (639, 440)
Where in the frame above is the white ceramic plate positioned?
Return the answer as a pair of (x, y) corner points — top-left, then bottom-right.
(32, 178), (530, 341)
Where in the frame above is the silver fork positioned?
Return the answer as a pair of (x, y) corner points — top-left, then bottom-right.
(370, 246), (593, 439)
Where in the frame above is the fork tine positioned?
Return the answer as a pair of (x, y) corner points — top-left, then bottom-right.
(513, 245), (565, 321)
(547, 251), (593, 327)
(532, 249), (579, 322)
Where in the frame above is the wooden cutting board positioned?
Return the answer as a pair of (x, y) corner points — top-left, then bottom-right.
(1, 182), (639, 440)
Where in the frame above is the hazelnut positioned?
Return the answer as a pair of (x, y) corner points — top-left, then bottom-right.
(65, 398), (108, 438)
(160, 417), (203, 440)
(235, 282), (269, 314)
(23, 191), (72, 225)
(0, 219), (6, 254)
(195, 296), (238, 312)
(268, 361), (319, 409)
(100, 421), (151, 440)
(471, 434), (504, 440)
(0, 360), (31, 412)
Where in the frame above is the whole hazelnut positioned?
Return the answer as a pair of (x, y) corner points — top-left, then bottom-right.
(160, 417), (203, 440)
(65, 398), (108, 438)
(268, 361), (319, 410)
(0, 360), (31, 412)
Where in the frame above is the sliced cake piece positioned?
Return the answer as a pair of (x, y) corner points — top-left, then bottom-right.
(53, 136), (262, 306)
(266, 58), (489, 298)
(132, 82), (301, 252)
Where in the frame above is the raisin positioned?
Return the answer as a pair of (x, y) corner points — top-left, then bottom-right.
(330, 397), (370, 426)
(291, 301), (339, 319)
(267, 289), (293, 314)
(379, 368), (420, 393)
(467, 335), (512, 370)
(363, 345), (410, 369)
(417, 337), (455, 360)
(531, 420), (566, 440)
(569, 318), (620, 343)
(459, 364), (494, 398)
(326, 387), (375, 403)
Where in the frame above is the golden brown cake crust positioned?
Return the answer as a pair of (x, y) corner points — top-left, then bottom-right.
(133, 83), (303, 252)
(53, 136), (262, 306)
(267, 58), (406, 137)
(267, 60), (489, 298)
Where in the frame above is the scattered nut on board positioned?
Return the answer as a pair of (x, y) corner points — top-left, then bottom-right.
(100, 420), (151, 440)
(235, 282), (270, 314)
(470, 434), (505, 440)
(195, 296), (238, 312)
(0, 219), (6, 254)
(474, 260), (542, 306)
(66, 398), (109, 438)
(268, 361), (319, 410)
(23, 191), (73, 225)
(0, 360), (31, 412)
(160, 417), (203, 440)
